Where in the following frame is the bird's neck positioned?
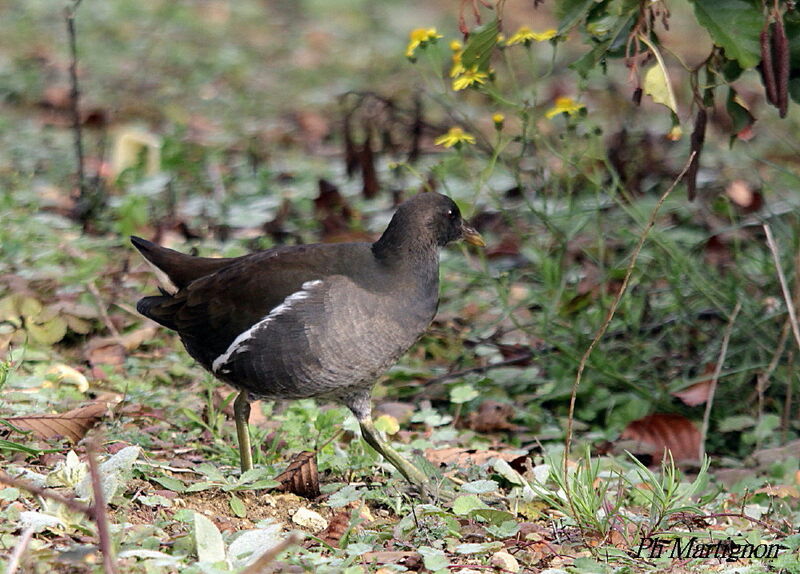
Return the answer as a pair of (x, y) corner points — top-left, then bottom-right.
(372, 229), (440, 295)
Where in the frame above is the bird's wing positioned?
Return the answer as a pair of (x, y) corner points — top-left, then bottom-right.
(136, 243), (369, 366)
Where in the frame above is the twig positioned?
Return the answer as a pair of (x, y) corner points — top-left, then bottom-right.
(562, 153), (696, 522)
(699, 301), (741, 461)
(86, 437), (118, 574)
(5, 525), (35, 574)
(757, 317), (790, 417)
(706, 512), (789, 537)
(0, 472), (92, 515)
(240, 533), (301, 574)
(65, 0), (85, 197)
(88, 281), (121, 340)
(763, 223), (800, 355)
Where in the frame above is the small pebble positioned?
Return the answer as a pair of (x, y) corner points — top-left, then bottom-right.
(291, 507), (328, 532)
(490, 550), (520, 572)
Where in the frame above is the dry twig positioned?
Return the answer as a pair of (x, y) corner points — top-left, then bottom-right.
(699, 301), (741, 460)
(562, 153), (696, 525)
(86, 438), (118, 574)
(240, 533), (301, 574)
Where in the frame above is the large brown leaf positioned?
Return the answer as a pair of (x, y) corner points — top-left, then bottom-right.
(5, 401), (108, 443)
(619, 413), (700, 463)
(274, 451), (320, 499)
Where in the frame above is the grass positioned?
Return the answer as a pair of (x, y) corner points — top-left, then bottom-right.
(2, 0), (800, 572)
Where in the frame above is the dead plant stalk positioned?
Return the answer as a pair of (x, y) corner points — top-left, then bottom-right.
(562, 153), (696, 524)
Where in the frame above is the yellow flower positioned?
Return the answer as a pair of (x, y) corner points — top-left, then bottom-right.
(545, 97), (585, 119)
(506, 26), (557, 46)
(452, 66), (489, 91)
(434, 127), (476, 148)
(406, 27), (443, 60)
(492, 113), (505, 129)
(450, 45), (464, 78)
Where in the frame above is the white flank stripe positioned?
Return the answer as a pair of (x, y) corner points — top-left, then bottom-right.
(211, 280), (323, 373)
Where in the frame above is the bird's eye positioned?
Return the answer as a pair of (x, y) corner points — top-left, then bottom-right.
(447, 209), (458, 220)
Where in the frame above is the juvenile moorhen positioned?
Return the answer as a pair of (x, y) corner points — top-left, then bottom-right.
(132, 192), (484, 494)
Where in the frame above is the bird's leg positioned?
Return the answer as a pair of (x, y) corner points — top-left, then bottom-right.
(233, 392), (253, 472)
(358, 415), (433, 499)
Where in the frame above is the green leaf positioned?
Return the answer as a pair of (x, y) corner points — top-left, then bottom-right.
(452, 494), (489, 516)
(726, 87), (754, 141)
(690, 0), (762, 69)
(327, 484), (362, 508)
(462, 19), (499, 72)
(718, 415), (755, 432)
(418, 546), (449, 571)
(461, 479), (498, 494)
(639, 35), (678, 115)
(194, 511), (226, 564)
(0, 439), (44, 456)
(449, 383), (478, 404)
(484, 519), (520, 539)
(186, 481), (215, 493)
(556, 0), (596, 34)
(26, 315), (68, 345)
(230, 494), (247, 518)
(471, 508), (516, 526)
(151, 475), (186, 493)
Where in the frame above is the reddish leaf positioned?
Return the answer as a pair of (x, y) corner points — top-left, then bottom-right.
(318, 510), (349, 547)
(672, 364), (715, 406)
(6, 401), (108, 443)
(464, 400), (523, 432)
(619, 413), (700, 463)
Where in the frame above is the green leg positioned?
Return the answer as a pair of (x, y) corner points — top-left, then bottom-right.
(359, 416), (433, 499)
(233, 392), (253, 472)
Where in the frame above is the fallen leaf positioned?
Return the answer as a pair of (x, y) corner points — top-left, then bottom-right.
(754, 485), (799, 498)
(318, 510), (349, 547)
(274, 451), (320, 499)
(5, 402), (108, 443)
(424, 447), (524, 467)
(619, 413), (700, 463)
(44, 364), (90, 392)
(85, 326), (159, 377)
(672, 364), (715, 406)
(464, 401), (523, 433)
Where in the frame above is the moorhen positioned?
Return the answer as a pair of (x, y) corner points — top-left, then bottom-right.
(132, 192), (484, 494)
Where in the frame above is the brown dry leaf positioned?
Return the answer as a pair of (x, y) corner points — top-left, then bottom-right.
(274, 451), (320, 499)
(464, 400), (523, 432)
(672, 364), (715, 406)
(6, 401), (108, 442)
(361, 552), (420, 569)
(85, 326), (159, 377)
(754, 485), (800, 498)
(619, 413), (700, 463)
(486, 233), (521, 259)
(318, 510), (349, 547)
(424, 446), (524, 467)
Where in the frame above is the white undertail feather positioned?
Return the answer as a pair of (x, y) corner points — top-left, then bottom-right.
(143, 258), (179, 295)
(211, 280), (324, 373)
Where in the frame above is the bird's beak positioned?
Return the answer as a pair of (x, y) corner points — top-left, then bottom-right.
(461, 223), (485, 247)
